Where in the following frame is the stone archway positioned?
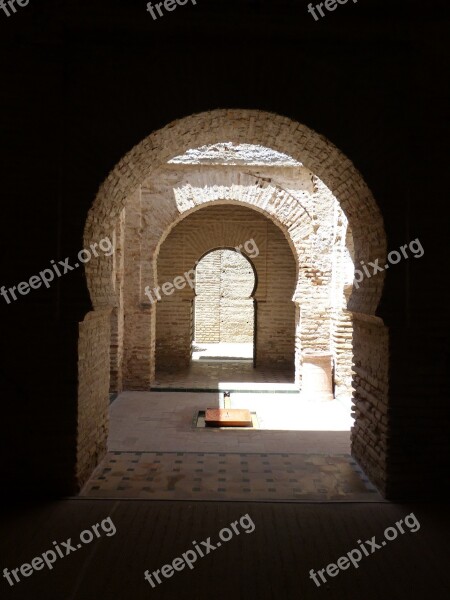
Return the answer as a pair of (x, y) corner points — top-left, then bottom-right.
(153, 203), (297, 374)
(80, 109), (388, 494)
(193, 247), (256, 347)
(85, 110), (385, 317)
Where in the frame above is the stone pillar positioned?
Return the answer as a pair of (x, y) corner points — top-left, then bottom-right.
(123, 306), (153, 389)
(301, 350), (334, 401)
(156, 295), (194, 370)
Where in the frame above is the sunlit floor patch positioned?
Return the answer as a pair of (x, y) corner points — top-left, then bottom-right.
(192, 342), (253, 361)
(154, 361), (295, 390)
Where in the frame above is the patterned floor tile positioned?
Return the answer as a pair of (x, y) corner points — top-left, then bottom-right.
(79, 451), (383, 502)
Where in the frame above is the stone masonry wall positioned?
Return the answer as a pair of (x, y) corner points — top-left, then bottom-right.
(119, 161), (354, 383)
(195, 249), (254, 344)
(123, 189), (154, 389)
(77, 309), (111, 489)
(351, 314), (389, 493)
(330, 206), (355, 399)
(109, 209), (125, 393)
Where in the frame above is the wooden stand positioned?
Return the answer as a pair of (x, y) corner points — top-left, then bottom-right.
(205, 408), (253, 427)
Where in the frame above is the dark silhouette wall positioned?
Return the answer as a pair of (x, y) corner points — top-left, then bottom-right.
(0, 0), (448, 498)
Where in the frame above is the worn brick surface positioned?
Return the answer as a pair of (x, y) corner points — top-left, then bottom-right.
(80, 111), (388, 493)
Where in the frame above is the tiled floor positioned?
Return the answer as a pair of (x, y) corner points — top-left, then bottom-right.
(79, 391), (374, 501)
(80, 451), (381, 501)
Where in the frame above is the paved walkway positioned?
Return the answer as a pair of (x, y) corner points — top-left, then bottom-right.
(79, 392), (368, 501)
(107, 391), (353, 454)
(80, 450), (380, 501)
(154, 361), (295, 389)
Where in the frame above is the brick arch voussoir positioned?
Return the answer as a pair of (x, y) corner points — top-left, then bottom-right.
(85, 109), (385, 316)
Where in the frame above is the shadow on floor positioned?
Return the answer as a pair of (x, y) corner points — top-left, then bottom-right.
(1, 500), (449, 600)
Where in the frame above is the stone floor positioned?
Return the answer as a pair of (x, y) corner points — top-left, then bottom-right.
(153, 360), (295, 390)
(80, 450), (380, 501)
(3, 501), (448, 600)
(192, 341), (253, 361)
(107, 391), (353, 453)
(78, 391), (375, 501)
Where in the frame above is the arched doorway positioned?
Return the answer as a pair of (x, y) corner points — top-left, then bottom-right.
(153, 202), (297, 381)
(80, 109), (388, 495)
(193, 248), (256, 363)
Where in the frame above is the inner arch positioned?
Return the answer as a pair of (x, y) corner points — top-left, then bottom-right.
(193, 248), (256, 363)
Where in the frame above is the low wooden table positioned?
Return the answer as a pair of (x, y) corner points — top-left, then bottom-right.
(205, 408), (253, 427)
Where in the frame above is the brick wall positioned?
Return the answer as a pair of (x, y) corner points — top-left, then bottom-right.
(77, 309), (111, 489)
(155, 204), (296, 370)
(351, 314), (389, 492)
(330, 210), (355, 398)
(109, 209), (125, 392)
(195, 251), (221, 343)
(195, 249), (254, 344)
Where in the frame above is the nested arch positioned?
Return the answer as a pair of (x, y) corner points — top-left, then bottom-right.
(154, 203), (297, 370)
(80, 110), (390, 495)
(195, 246), (258, 299)
(147, 191), (307, 306)
(84, 109), (386, 317)
(193, 247), (256, 346)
